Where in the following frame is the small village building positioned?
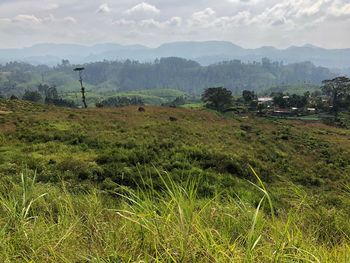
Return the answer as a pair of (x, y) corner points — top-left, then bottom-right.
(258, 97), (273, 103)
(273, 109), (294, 116)
(258, 97), (274, 107)
(307, 108), (316, 113)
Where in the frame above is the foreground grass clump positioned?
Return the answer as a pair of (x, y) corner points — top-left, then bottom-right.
(0, 171), (349, 262)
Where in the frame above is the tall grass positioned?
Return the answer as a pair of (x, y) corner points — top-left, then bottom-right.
(0, 170), (348, 262)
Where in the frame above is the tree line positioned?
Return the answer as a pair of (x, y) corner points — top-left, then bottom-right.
(0, 57), (335, 96)
(10, 84), (76, 107)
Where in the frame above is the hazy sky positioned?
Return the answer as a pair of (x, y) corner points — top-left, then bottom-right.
(0, 0), (350, 49)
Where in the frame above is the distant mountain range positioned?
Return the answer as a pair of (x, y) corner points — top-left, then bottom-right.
(0, 41), (349, 71)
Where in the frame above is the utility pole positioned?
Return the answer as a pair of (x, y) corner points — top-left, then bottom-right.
(74, 67), (87, 108)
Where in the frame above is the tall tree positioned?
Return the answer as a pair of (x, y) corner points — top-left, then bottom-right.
(202, 87), (233, 112)
(242, 90), (256, 103)
(273, 93), (288, 108)
(321, 76), (350, 114)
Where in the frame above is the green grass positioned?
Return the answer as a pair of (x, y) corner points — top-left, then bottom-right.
(0, 99), (349, 261)
(180, 102), (204, 109)
(0, 170), (348, 262)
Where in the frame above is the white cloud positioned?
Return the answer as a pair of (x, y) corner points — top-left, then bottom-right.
(0, 0), (350, 49)
(214, 11), (252, 28)
(125, 2), (160, 17)
(245, 0), (350, 28)
(139, 19), (163, 29)
(297, 0), (326, 17)
(0, 18), (11, 24)
(328, 2), (350, 19)
(45, 3), (60, 11)
(190, 8), (216, 25)
(43, 14), (56, 23)
(63, 16), (77, 23)
(113, 19), (136, 26)
(97, 3), (111, 14)
(4, 13), (77, 28)
(167, 16), (182, 27)
(13, 14), (42, 24)
(112, 16), (182, 29)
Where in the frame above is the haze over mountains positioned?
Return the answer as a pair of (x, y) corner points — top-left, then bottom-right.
(0, 41), (349, 73)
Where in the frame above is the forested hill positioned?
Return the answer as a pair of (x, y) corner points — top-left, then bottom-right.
(0, 57), (335, 96)
(1, 41), (350, 69)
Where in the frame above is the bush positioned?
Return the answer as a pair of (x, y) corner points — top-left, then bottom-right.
(22, 90), (42, 103)
(57, 158), (102, 181)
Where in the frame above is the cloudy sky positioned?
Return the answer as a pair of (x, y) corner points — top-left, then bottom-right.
(0, 0), (350, 49)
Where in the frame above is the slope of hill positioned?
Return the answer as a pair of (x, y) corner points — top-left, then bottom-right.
(0, 99), (349, 261)
(1, 41), (350, 70)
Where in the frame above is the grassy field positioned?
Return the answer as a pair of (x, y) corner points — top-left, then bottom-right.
(0, 99), (349, 262)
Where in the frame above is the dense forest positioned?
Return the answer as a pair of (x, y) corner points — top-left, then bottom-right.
(0, 58), (335, 97)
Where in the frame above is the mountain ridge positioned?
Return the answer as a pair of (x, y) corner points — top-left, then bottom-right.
(0, 41), (349, 70)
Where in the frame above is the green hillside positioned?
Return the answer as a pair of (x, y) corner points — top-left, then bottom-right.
(0, 99), (349, 261)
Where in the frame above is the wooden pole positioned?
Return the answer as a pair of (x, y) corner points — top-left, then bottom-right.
(74, 67), (87, 108)
(78, 71), (87, 108)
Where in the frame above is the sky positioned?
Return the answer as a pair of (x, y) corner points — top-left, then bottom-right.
(0, 0), (350, 49)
